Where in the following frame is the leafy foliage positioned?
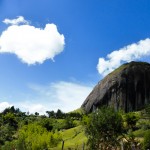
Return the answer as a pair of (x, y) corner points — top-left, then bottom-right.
(143, 129), (150, 150)
(0, 105), (150, 149)
(124, 112), (140, 130)
(63, 116), (75, 129)
(84, 107), (124, 150)
(17, 123), (61, 149)
(0, 106), (82, 149)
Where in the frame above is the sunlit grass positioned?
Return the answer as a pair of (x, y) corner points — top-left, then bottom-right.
(51, 125), (87, 150)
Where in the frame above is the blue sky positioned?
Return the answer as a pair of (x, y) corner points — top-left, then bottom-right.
(0, 0), (150, 114)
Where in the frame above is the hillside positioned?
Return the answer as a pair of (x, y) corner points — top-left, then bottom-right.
(0, 62), (150, 149)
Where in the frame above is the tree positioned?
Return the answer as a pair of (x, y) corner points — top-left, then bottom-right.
(16, 123), (62, 149)
(56, 109), (64, 119)
(2, 106), (17, 115)
(3, 113), (18, 129)
(68, 112), (82, 120)
(64, 116), (75, 129)
(40, 118), (53, 131)
(46, 110), (55, 118)
(84, 107), (124, 150)
(35, 112), (39, 116)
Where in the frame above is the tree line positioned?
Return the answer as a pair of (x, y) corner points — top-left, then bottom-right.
(0, 105), (150, 149)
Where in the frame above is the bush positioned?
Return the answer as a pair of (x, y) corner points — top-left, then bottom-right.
(85, 107), (124, 150)
(64, 116), (75, 129)
(124, 112), (140, 130)
(39, 118), (54, 131)
(1, 123), (62, 150)
(137, 120), (150, 130)
(143, 130), (150, 150)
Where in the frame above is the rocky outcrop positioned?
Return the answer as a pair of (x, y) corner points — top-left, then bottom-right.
(81, 62), (150, 113)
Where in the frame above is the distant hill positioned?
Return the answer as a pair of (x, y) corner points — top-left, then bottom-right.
(82, 61), (150, 113)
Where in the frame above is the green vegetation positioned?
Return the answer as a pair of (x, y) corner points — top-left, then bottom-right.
(108, 61), (150, 78)
(0, 105), (150, 149)
(0, 106), (84, 150)
(143, 130), (150, 149)
(108, 62), (128, 77)
(84, 107), (124, 149)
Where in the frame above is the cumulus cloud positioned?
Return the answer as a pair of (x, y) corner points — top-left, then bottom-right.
(3, 16), (29, 25)
(0, 102), (12, 112)
(27, 81), (93, 113)
(2, 81), (93, 114)
(0, 16), (65, 65)
(0, 101), (47, 115)
(97, 38), (150, 76)
(16, 102), (47, 115)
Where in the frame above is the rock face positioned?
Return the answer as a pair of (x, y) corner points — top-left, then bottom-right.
(81, 62), (150, 113)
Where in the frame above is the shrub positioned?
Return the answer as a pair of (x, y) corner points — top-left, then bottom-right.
(1, 123), (62, 150)
(124, 112), (140, 130)
(143, 130), (150, 150)
(85, 107), (124, 150)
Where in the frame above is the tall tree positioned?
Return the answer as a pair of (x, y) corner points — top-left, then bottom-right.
(84, 107), (124, 150)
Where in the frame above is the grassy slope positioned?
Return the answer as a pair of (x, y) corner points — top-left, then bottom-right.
(69, 108), (85, 114)
(50, 108), (150, 150)
(51, 125), (87, 150)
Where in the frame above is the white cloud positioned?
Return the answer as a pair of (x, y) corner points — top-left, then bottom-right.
(0, 16), (65, 65)
(0, 81), (93, 114)
(3, 16), (29, 25)
(0, 101), (47, 115)
(17, 102), (47, 115)
(97, 38), (150, 76)
(0, 102), (12, 112)
(26, 81), (93, 113)
(50, 81), (93, 104)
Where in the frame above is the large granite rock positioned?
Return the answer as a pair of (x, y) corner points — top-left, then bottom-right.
(82, 62), (150, 113)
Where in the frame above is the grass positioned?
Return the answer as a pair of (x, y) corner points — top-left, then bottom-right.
(69, 108), (85, 115)
(50, 108), (149, 150)
(133, 129), (147, 138)
(51, 125), (87, 150)
(107, 63), (128, 78)
(108, 61), (150, 78)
